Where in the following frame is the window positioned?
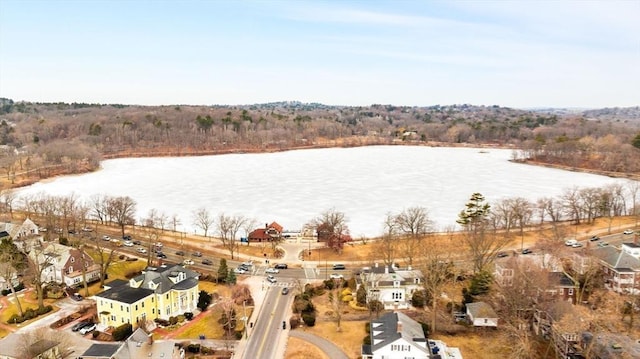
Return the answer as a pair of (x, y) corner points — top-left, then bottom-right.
(120, 305), (123, 311)
(135, 305), (138, 311)
(568, 288), (574, 295)
(142, 302), (145, 308)
(70, 257), (75, 263)
(110, 303), (113, 309)
(111, 315), (115, 321)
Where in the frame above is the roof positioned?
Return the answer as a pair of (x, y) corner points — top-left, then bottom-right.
(137, 264), (199, 294)
(116, 328), (177, 359)
(466, 302), (498, 319)
(30, 339), (59, 354)
(594, 246), (640, 271)
(95, 285), (154, 304)
(269, 221), (283, 232)
(104, 279), (128, 289)
(548, 272), (576, 287)
(369, 312), (429, 354)
(249, 228), (271, 240)
(81, 343), (122, 358)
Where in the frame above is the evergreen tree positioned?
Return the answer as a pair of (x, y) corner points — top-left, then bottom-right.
(217, 258), (228, 283)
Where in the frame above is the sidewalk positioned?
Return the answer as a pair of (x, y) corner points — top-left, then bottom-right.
(232, 276), (270, 359)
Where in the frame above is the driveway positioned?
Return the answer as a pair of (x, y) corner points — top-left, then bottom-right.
(289, 330), (349, 359)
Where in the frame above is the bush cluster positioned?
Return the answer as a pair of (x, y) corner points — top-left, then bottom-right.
(1, 282), (24, 296)
(112, 323), (133, 341)
(7, 305), (53, 324)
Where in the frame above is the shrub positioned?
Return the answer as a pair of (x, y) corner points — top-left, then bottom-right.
(356, 286), (367, 306)
(113, 323), (133, 341)
(197, 291), (212, 311)
(234, 330), (243, 340)
(419, 321), (430, 336)
(323, 279), (335, 290)
(92, 330), (99, 338)
(364, 322), (370, 333)
(154, 318), (170, 327)
(184, 312), (194, 321)
(412, 290), (426, 308)
(177, 315), (185, 323)
(58, 237), (69, 245)
(363, 334), (371, 345)
(341, 294), (353, 302)
(289, 316), (300, 330)
(187, 344), (201, 353)
(169, 316), (178, 325)
(301, 312), (316, 327)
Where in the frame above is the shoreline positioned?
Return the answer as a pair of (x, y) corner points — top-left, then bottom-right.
(6, 140), (639, 190)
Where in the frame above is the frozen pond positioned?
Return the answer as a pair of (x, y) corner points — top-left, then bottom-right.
(15, 146), (635, 238)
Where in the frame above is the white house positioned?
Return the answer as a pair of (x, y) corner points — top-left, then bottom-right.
(361, 311), (462, 359)
(466, 301), (499, 328)
(0, 218), (39, 239)
(29, 242), (101, 287)
(356, 264), (423, 310)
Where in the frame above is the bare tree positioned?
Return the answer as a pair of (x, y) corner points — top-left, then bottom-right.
(379, 213), (398, 267)
(193, 207), (214, 239)
(88, 234), (119, 288)
(307, 208), (350, 252)
(394, 207), (432, 266)
(0, 238), (26, 318)
(107, 196), (136, 237)
(17, 328), (74, 359)
(417, 235), (454, 333)
(217, 213), (247, 260)
(328, 281), (345, 332)
(457, 193), (510, 273)
(0, 188), (17, 218)
(25, 241), (61, 310)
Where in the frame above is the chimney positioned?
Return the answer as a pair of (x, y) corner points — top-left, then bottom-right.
(385, 265), (389, 274)
(408, 265), (412, 271)
(265, 223), (268, 228)
(397, 320), (403, 333)
(375, 262), (379, 268)
(147, 333), (153, 345)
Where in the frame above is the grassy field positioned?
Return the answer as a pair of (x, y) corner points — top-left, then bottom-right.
(284, 336), (330, 359)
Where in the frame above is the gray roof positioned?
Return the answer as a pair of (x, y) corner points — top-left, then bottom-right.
(81, 343), (121, 358)
(466, 302), (498, 319)
(95, 285), (154, 304)
(138, 264), (199, 294)
(594, 246), (640, 271)
(369, 312), (429, 354)
(548, 272), (576, 287)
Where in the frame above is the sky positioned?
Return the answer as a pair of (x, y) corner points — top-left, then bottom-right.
(0, 0), (639, 109)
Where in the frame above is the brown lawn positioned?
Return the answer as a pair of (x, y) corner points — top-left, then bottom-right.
(284, 336), (330, 359)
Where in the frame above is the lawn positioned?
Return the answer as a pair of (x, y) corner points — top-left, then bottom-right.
(284, 336), (330, 359)
(0, 299), (59, 327)
(299, 320), (367, 359)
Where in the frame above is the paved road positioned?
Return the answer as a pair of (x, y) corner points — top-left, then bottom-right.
(288, 330), (350, 359)
(243, 285), (294, 359)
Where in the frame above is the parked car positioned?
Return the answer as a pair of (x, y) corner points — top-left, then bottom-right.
(132, 240), (141, 245)
(154, 242), (163, 248)
(122, 235), (132, 240)
(183, 259), (194, 265)
(81, 227), (93, 232)
(71, 321), (92, 332)
(110, 238), (122, 246)
(102, 235), (111, 241)
(624, 229), (634, 235)
(572, 242), (583, 248)
(565, 239), (578, 246)
(176, 250), (185, 256)
(589, 235), (600, 241)
(330, 273), (344, 279)
(79, 323), (97, 335)
(192, 251), (202, 257)
(234, 268), (247, 274)
(281, 287), (289, 295)
(496, 252), (509, 258)
(202, 259), (213, 265)
(71, 293), (83, 301)
(267, 275), (277, 283)
(265, 268), (279, 274)
(332, 264), (346, 270)
(242, 261), (254, 267)
(137, 248), (147, 254)
(521, 248), (532, 254)
(274, 263), (288, 269)
(123, 241), (134, 247)
(598, 242), (610, 247)
(156, 252), (167, 259)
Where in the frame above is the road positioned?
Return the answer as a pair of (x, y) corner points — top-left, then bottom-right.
(243, 283), (294, 359)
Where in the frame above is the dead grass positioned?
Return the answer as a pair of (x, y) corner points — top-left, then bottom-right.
(299, 320), (367, 359)
(284, 336), (330, 359)
(431, 331), (511, 359)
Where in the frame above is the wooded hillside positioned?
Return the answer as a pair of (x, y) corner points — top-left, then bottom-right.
(0, 99), (639, 187)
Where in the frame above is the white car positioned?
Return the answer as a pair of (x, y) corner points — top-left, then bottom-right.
(154, 242), (163, 248)
(624, 229), (635, 235)
(234, 268), (247, 274)
(265, 268), (279, 274)
(183, 259), (194, 265)
(572, 242), (583, 248)
(564, 239), (577, 246)
(330, 273), (344, 279)
(123, 241), (134, 247)
(102, 235), (111, 241)
(242, 261), (254, 267)
(137, 248), (147, 254)
(267, 275), (277, 283)
(79, 323), (97, 335)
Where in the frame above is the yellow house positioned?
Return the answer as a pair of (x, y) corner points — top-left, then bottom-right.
(95, 264), (199, 329)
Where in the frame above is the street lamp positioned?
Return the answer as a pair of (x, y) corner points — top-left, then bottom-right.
(243, 300), (248, 339)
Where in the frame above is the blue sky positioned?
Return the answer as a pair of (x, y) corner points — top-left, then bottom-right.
(1, 0), (638, 108)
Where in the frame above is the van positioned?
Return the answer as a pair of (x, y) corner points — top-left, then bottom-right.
(332, 264), (346, 270)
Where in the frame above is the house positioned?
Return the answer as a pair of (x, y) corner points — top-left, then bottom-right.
(95, 264), (199, 329)
(0, 333), (61, 359)
(79, 328), (180, 359)
(248, 222), (283, 242)
(0, 218), (39, 240)
(361, 311), (462, 359)
(593, 243), (640, 294)
(356, 263), (423, 310)
(532, 302), (586, 359)
(0, 272), (20, 293)
(466, 302), (499, 327)
(494, 256), (578, 304)
(29, 242), (101, 287)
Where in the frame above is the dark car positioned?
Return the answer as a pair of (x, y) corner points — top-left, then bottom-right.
(281, 287), (289, 295)
(274, 263), (288, 269)
(202, 259), (213, 265)
(132, 240), (141, 245)
(522, 248), (532, 255)
(589, 235), (600, 241)
(176, 250), (185, 256)
(156, 252), (167, 259)
(123, 235), (132, 240)
(192, 251), (202, 257)
(71, 321), (92, 332)
(71, 293), (83, 301)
